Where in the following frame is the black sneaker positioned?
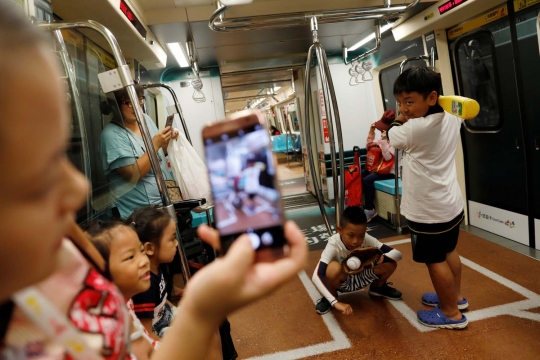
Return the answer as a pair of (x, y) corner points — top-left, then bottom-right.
(315, 297), (332, 315)
(369, 282), (402, 300)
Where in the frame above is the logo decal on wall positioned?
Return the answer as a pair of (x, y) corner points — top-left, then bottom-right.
(477, 211), (516, 229)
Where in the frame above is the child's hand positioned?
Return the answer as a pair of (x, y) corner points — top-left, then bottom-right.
(396, 113), (408, 123)
(381, 131), (387, 140)
(181, 221), (308, 327)
(334, 302), (353, 315)
(370, 122), (376, 129)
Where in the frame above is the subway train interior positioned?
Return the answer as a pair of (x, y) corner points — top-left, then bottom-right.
(9, 0), (540, 358)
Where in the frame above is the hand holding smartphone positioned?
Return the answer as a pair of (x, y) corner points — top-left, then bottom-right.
(203, 110), (286, 261)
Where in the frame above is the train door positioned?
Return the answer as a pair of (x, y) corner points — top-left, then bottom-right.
(448, 3), (536, 247)
(514, 6), (540, 250)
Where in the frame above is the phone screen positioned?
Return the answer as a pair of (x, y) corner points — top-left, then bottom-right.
(204, 123), (285, 253)
(165, 115), (174, 129)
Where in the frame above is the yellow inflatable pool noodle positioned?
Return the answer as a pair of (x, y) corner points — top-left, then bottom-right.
(438, 95), (480, 120)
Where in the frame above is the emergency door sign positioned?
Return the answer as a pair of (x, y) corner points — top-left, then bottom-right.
(319, 89), (330, 143)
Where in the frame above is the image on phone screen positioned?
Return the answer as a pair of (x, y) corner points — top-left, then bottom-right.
(205, 124), (285, 252)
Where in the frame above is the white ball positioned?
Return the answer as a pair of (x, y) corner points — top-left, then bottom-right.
(346, 256), (361, 270)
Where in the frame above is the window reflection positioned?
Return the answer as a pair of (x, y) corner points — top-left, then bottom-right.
(455, 31), (501, 130)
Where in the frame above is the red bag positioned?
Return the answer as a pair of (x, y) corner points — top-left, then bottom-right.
(366, 144), (395, 175)
(366, 145), (382, 173)
(375, 154), (395, 175)
(345, 146), (363, 207)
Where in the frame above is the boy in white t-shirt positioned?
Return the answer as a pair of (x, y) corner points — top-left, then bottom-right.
(388, 67), (468, 329)
(312, 207), (403, 315)
(242, 159), (261, 213)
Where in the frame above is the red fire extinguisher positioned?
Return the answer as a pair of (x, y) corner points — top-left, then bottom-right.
(344, 146), (363, 207)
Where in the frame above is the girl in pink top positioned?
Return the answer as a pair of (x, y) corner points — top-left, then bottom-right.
(362, 110), (397, 222)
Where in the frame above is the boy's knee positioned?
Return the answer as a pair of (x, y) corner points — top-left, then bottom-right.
(326, 261), (345, 282)
(374, 261), (397, 276)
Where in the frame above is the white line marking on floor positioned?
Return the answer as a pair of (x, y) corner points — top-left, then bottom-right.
(459, 257), (540, 302)
(385, 239), (540, 330)
(389, 300), (436, 333)
(246, 271), (350, 360)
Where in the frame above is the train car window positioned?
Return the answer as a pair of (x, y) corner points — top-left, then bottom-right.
(454, 30), (503, 131)
(145, 93), (158, 127)
(379, 60), (426, 112)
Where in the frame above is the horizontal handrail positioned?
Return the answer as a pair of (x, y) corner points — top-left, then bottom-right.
(209, 0), (420, 32)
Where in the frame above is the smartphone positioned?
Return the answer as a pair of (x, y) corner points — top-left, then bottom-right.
(165, 114), (174, 129)
(202, 110), (286, 261)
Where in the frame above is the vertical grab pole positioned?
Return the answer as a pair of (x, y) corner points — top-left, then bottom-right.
(319, 47), (346, 225)
(393, 55), (431, 232)
(537, 12), (540, 55)
(315, 44), (344, 227)
(53, 29), (92, 224)
(302, 17), (332, 236)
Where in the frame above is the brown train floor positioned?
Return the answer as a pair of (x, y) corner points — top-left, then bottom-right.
(229, 231), (540, 360)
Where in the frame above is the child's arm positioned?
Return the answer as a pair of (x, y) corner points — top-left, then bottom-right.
(149, 221), (307, 360)
(139, 318), (161, 341)
(387, 115), (412, 150)
(131, 332), (153, 360)
(312, 260), (338, 306)
(311, 246), (353, 315)
(132, 288), (161, 341)
(366, 123), (376, 148)
(379, 133), (394, 161)
(365, 233), (402, 262)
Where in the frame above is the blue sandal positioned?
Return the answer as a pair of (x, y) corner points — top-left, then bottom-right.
(422, 292), (469, 310)
(417, 307), (468, 329)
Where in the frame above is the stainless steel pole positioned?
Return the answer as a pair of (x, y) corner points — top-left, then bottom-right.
(142, 83), (191, 144)
(319, 47), (346, 225)
(53, 29), (92, 224)
(209, 0), (420, 32)
(314, 44), (344, 227)
(303, 18), (332, 235)
(393, 55), (431, 232)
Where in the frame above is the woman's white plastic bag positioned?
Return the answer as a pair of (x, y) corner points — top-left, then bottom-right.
(167, 133), (213, 212)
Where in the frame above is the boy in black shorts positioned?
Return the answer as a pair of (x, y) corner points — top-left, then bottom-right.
(388, 67), (468, 329)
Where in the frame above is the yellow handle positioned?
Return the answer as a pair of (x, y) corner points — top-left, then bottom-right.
(438, 95), (480, 120)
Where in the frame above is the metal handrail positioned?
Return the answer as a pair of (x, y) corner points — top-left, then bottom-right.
(392, 54), (432, 232)
(52, 29), (92, 224)
(38, 21), (192, 281)
(142, 83), (191, 144)
(343, 23), (381, 65)
(537, 12), (540, 56)
(142, 83), (214, 227)
(209, 0), (420, 32)
(303, 17), (345, 235)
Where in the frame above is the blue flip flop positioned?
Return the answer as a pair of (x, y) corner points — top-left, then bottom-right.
(417, 307), (468, 329)
(422, 292), (469, 310)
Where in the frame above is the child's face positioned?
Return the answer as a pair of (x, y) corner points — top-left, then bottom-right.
(396, 91), (438, 119)
(337, 222), (367, 250)
(157, 220), (178, 264)
(0, 47), (89, 301)
(108, 227), (151, 299)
